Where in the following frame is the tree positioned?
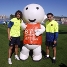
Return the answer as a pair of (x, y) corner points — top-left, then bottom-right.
(10, 14), (15, 19)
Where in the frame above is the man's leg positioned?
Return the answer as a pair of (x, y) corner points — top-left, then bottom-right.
(52, 46), (56, 63)
(15, 45), (20, 60)
(14, 37), (20, 60)
(8, 46), (13, 58)
(8, 46), (13, 64)
(15, 45), (18, 55)
(45, 46), (50, 58)
(45, 41), (50, 58)
(53, 47), (56, 58)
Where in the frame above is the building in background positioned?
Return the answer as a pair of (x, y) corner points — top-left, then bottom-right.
(0, 15), (8, 19)
(54, 16), (67, 24)
(0, 15), (10, 24)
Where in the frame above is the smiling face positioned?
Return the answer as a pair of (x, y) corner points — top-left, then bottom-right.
(23, 4), (45, 23)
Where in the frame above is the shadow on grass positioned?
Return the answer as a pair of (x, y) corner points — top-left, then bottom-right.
(59, 30), (67, 34)
(59, 63), (67, 67)
(42, 50), (46, 57)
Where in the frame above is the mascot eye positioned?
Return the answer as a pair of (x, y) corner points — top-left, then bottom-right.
(36, 7), (39, 10)
(26, 7), (28, 10)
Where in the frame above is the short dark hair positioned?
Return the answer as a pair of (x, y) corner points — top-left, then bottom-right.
(15, 10), (23, 19)
(47, 13), (54, 16)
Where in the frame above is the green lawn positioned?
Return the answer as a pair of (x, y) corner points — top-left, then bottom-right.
(0, 24), (67, 67)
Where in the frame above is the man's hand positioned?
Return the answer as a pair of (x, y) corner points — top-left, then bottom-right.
(8, 35), (11, 41)
(54, 40), (57, 44)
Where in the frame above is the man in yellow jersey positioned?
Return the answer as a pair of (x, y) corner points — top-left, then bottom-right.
(45, 13), (58, 63)
(7, 10), (22, 64)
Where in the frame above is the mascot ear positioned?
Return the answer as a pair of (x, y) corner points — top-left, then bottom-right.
(44, 15), (47, 20)
(41, 15), (47, 24)
(44, 15), (47, 22)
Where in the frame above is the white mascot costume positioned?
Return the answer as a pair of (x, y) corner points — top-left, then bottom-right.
(20, 4), (46, 61)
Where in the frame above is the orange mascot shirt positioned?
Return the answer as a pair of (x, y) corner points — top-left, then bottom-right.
(23, 23), (42, 45)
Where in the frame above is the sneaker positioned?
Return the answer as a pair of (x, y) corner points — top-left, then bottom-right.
(44, 55), (49, 59)
(15, 55), (20, 60)
(52, 59), (56, 63)
(8, 58), (12, 64)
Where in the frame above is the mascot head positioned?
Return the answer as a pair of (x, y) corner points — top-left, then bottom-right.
(23, 3), (46, 23)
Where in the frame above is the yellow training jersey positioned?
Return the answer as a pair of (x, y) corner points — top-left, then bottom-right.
(10, 18), (21, 37)
(45, 20), (58, 33)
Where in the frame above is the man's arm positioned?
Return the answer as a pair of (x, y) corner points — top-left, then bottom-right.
(54, 22), (59, 44)
(7, 28), (11, 40)
(7, 21), (14, 40)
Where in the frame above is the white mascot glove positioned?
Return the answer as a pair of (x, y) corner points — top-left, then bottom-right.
(21, 21), (27, 30)
(35, 24), (45, 36)
(35, 29), (41, 36)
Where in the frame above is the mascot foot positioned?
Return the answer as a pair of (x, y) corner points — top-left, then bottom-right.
(33, 54), (42, 61)
(20, 52), (29, 60)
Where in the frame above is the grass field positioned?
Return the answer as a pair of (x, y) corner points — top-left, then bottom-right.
(0, 24), (67, 67)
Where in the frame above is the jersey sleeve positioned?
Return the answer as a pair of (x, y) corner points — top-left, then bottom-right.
(8, 21), (14, 28)
(8, 19), (14, 28)
(54, 22), (59, 41)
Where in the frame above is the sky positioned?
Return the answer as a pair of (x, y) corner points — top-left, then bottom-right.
(0, 0), (67, 17)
